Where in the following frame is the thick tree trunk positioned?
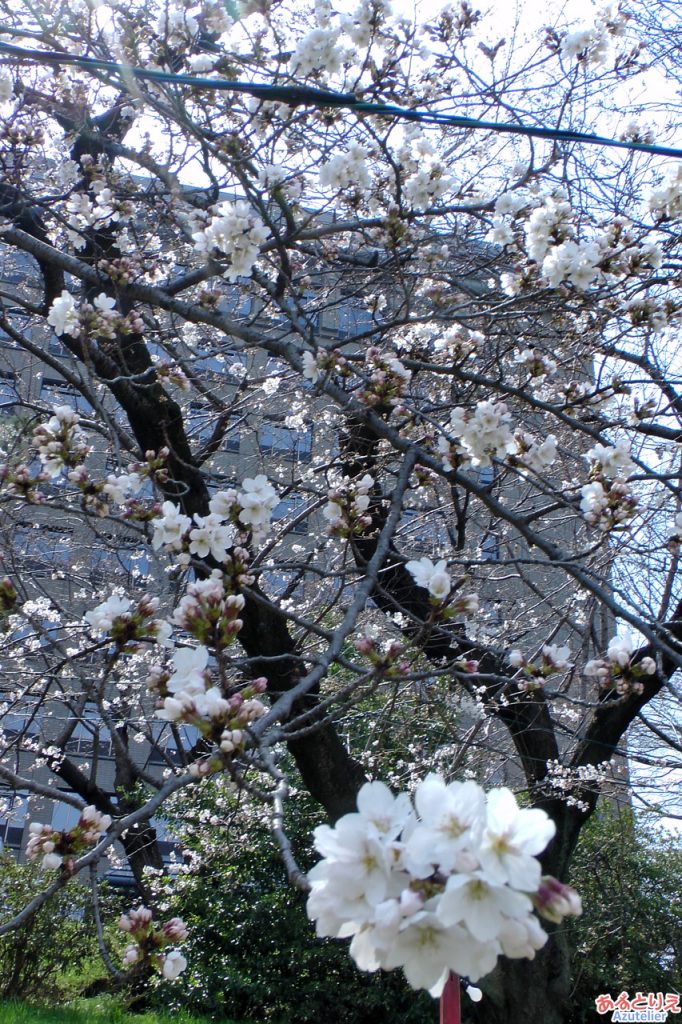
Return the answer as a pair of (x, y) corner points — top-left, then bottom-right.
(470, 932), (572, 1024)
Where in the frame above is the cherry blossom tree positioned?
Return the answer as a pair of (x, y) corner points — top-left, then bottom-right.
(0, 0), (680, 1021)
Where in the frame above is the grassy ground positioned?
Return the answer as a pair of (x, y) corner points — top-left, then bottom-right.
(0, 997), (237, 1024)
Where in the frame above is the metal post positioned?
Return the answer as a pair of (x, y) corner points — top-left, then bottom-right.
(440, 972), (461, 1024)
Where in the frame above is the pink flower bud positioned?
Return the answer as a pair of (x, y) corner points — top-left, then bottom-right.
(189, 758), (211, 778)
(161, 917), (189, 942)
(533, 876), (582, 923)
(355, 637), (375, 655)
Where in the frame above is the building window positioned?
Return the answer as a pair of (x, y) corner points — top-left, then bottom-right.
(14, 525), (73, 576)
(194, 347), (248, 376)
(116, 545), (151, 583)
(0, 792), (28, 849)
(272, 495), (310, 534)
(479, 465), (495, 488)
(40, 378), (92, 416)
(480, 531), (501, 561)
(400, 508), (445, 549)
(51, 798), (82, 832)
(91, 537), (151, 585)
(220, 289), (252, 319)
(337, 305), (374, 339)
(48, 336), (70, 357)
(63, 706), (112, 758)
(187, 405), (240, 452)
(262, 569), (301, 598)
(0, 372), (16, 414)
(187, 403), (215, 446)
(260, 422), (312, 462)
(0, 253), (34, 285)
(483, 600), (503, 625)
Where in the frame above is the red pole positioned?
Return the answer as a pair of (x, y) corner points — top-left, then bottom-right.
(440, 972), (461, 1024)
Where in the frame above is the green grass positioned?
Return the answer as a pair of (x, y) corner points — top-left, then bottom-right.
(0, 997), (239, 1024)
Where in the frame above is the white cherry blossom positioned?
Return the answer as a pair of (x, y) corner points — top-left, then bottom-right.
(189, 513), (236, 561)
(405, 558), (451, 601)
(161, 949), (188, 980)
(167, 646), (209, 693)
(478, 788), (556, 891)
(404, 775), (485, 877)
(84, 594), (132, 632)
(437, 873), (533, 941)
(193, 201), (268, 282)
(47, 290), (79, 337)
(152, 502), (192, 550)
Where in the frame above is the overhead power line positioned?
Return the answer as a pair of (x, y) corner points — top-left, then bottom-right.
(1, 40), (681, 161)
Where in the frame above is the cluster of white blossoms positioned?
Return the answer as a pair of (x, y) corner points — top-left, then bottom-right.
(84, 593), (133, 632)
(581, 439), (637, 530)
(579, 479), (636, 530)
(32, 405), (89, 478)
(522, 193), (574, 264)
(301, 350), (320, 384)
(585, 634), (656, 696)
(65, 181), (132, 248)
(508, 644), (573, 691)
(520, 192), (613, 291)
(155, 4), (200, 41)
(585, 439), (635, 480)
(152, 476), (280, 559)
(102, 470), (143, 505)
(439, 401), (515, 470)
(559, 2), (627, 65)
(236, 475), (279, 538)
(648, 164), (682, 221)
(119, 906), (189, 981)
(290, 25), (346, 75)
(192, 201), (269, 282)
(513, 347), (557, 380)
(319, 142), (373, 192)
(291, 0), (395, 75)
(542, 239), (603, 291)
(47, 289), (141, 341)
(46, 290), (80, 338)
(512, 432), (558, 475)
(323, 473), (374, 535)
(26, 805), (112, 870)
(404, 558), (479, 618)
(491, 186), (662, 293)
(402, 157), (454, 212)
(405, 557), (452, 600)
(569, 222), (661, 290)
(543, 760), (611, 813)
(307, 777), (581, 996)
(83, 593), (172, 646)
(433, 325), (485, 361)
(150, 644), (267, 757)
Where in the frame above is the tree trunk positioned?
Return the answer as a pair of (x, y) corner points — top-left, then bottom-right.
(470, 932), (571, 1024)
